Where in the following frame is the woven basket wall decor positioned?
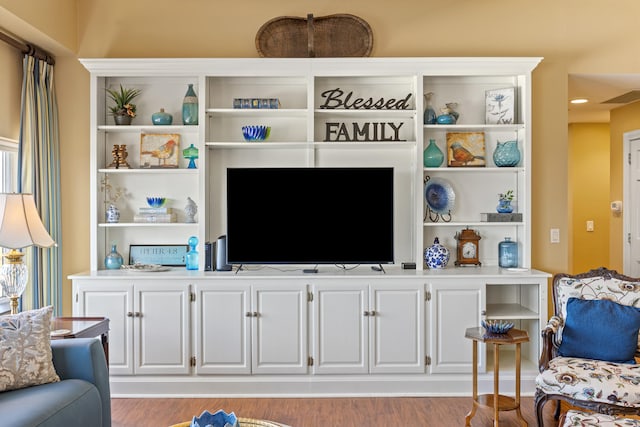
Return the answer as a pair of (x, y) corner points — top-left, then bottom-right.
(255, 13), (373, 58)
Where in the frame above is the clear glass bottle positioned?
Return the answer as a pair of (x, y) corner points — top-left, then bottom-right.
(182, 84), (198, 125)
(498, 237), (518, 268)
(186, 235), (199, 270)
(104, 244), (124, 270)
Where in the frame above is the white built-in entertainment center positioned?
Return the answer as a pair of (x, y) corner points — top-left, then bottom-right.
(71, 57), (550, 397)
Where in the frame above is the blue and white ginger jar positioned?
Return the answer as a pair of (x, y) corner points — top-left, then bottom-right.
(424, 237), (450, 269)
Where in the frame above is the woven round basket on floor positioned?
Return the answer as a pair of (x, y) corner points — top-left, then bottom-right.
(255, 13), (373, 58)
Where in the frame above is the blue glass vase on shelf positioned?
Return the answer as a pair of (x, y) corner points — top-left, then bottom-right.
(497, 190), (514, 213)
(493, 140), (521, 167)
(423, 139), (444, 168)
(104, 244), (123, 270)
(186, 235), (199, 270)
(182, 84), (198, 125)
(498, 237), (518, 268)
(423, 92), (437, 125)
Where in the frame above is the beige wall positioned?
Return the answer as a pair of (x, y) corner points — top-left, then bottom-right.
(0, 42), (21, 140)
(568, 123), (610, 273)
(5, 0), (640, 314)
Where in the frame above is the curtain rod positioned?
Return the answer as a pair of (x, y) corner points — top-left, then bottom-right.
(0, 30), (55, 65)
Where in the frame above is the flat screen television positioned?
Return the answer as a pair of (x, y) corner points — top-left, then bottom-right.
(226, 167), (394, 265)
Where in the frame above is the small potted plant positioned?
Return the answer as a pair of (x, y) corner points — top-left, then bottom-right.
(106, 84), (141, 125)
(497, 190), (514, 213)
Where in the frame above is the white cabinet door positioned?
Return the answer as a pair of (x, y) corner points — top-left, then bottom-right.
(370, 282), (425, 374)
(251, 282), (308, 374)
(428, 281), (486, 374)
(312, 282), (369, 374)
(134, 281), (191, 375)
(73, 279), (191, 376)
(73, 280), (134, 375)
(195, 282), (251, 374)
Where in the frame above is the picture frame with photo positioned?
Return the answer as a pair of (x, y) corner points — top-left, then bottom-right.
(140, 133), (180, 168)
(485, 87), (516, 125)
(446, 132), (486, 167)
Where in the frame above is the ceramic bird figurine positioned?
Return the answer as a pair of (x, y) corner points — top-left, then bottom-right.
(141, 139), (177, 167)
(449, 141), (484, 166)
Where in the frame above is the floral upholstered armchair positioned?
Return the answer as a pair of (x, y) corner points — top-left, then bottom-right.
(535, 268), (640, 426)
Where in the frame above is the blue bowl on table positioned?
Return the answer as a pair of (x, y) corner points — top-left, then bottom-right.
(481, 320), (514, 334)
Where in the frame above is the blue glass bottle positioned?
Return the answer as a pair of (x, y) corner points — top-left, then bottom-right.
(423, 139), (444, 167)
(498, 237), (518, 268)
(182, 84), (198, 125)
(186, 236), (199, 270)
(105, 244), (123, 269)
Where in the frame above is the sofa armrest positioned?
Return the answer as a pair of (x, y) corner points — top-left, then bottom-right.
(51, 338), (111, 427)
(538, 316), (562, 373)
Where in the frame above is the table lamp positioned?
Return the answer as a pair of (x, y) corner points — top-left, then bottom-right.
(0, 193), (55, 314)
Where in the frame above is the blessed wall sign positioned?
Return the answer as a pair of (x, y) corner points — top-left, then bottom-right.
(319, 88), (412, 142)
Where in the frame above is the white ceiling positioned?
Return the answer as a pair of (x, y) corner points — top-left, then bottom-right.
(568, 74), (640, 123)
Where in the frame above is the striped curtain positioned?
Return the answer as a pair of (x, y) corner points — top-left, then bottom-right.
(17, 55), (62, 314)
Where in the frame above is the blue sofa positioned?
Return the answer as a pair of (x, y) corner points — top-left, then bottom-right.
(0, 338), (111, 427)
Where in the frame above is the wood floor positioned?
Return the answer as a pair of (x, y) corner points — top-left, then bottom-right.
(111, 396), (558, 426)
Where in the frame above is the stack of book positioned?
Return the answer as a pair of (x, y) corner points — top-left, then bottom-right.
(133, 206), (177, 223)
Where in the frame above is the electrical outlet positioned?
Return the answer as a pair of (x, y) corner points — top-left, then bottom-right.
(550, 228), (560, 244)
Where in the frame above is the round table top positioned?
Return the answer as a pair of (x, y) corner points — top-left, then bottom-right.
(170, 418), (289, 427)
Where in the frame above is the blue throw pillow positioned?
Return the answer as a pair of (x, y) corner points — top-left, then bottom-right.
(558, 297), (640, 364)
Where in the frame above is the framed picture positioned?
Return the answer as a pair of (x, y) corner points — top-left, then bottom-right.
(446, 132), (486, 167)
(129, 244), (189, 266)
(140, 133), (180, 168)
(485, 87), (515, 124)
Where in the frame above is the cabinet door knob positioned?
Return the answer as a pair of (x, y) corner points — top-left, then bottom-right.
(253, 311), (259, 318)
(134, 312), (141, 317)
(246, 312), (253, 317)
(126, 312), (134, 317)
(481, 310), (486, 316)
(369, 310), (377, 317)
(363, 311), (370, 316)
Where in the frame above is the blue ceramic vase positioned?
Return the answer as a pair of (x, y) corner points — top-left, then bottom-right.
(424, 237), (450, 269)
(152, 108), (173, 125)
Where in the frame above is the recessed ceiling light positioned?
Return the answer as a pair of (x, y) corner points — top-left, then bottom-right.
(570, 98), (589, 104)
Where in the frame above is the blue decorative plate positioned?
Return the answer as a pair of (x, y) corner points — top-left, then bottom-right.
(424, 177), (455, 214)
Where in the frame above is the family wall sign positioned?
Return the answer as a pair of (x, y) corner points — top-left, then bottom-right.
(319, 88), (412, 142)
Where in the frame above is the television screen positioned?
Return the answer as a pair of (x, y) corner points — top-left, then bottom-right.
(226, 167), (394, 265)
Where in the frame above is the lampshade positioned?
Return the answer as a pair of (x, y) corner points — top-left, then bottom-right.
(0, 193), (55, 249)
(0, 193), (55, 314)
